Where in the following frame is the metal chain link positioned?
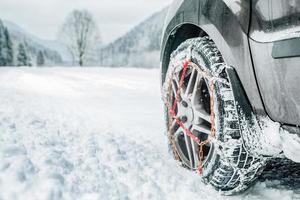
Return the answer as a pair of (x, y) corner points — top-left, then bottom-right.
(166, 59), (218, 174)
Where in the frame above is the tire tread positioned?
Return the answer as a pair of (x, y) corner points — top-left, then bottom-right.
(165, 37), (266, 195)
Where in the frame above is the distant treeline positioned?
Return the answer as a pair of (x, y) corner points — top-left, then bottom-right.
(0, 19), (62, 67)
(0, 7), (167, 67)
(98, 8), (167, 68)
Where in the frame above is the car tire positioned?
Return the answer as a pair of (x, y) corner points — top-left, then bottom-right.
(162, 37), (266, 195)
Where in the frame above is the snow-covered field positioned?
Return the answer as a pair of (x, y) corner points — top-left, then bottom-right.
(0, 67), (298, 200)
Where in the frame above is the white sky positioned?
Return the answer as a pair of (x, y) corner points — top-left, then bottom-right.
(0, 0), (172, 43)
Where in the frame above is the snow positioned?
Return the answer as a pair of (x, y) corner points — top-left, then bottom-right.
(244, 116), (283, 157)
(0, 67), (298, 200)
(282, 130), (300, 163)
(260, 118), (282, 155)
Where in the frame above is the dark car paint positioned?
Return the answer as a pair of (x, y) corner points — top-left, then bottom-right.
(161, 0), (300, 126)
(161, 0), (266, 116)
(249, 0), (300, 125)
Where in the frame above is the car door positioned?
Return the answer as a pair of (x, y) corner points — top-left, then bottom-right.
(249, 0), (300, 125)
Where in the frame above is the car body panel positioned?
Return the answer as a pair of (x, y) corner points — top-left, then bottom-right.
(249, 0), (300, 125)
(161, 0), (266, 115)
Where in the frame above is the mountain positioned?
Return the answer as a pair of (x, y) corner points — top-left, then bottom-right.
(98, 8), (168, 68)
(1, 7), (168, 67)
(3, 20), (64, 65)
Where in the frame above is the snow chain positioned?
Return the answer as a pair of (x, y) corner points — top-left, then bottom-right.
(166, 59), (227, 175)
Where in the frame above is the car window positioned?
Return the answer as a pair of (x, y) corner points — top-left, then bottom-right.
(255, 0), (300, 31)
(251, 0), (300, 42)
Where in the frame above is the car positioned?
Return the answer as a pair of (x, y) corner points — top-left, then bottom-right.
(160, 0), (300, 195)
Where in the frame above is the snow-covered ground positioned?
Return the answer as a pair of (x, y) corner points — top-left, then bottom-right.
(0, 67), (298, 200)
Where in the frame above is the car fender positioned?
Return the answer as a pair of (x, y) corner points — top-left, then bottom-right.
(161, 0), (265, 115)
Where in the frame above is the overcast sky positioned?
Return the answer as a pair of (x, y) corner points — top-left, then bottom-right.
(0, 0), (172, 43)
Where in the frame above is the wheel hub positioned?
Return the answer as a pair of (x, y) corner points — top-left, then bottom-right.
(177, 98), (194, 128)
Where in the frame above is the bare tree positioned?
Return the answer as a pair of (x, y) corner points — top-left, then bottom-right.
(59, 10), (101, 66)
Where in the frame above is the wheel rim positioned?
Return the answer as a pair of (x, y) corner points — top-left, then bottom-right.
(169, 63), (214, 170)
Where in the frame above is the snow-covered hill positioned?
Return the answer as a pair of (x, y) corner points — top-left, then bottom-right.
(2, 7), (168, 67)
(0, 67), (298, 200)
(3, 20), (64, 65)
(98, 8), (168, 68)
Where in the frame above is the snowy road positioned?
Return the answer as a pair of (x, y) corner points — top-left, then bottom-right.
(0, 67), (298, 200)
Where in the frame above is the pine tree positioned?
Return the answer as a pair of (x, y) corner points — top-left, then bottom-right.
(17, 43), (28, 66)
(24, 42), (32, 66)
(0, 20), (5, 66)
(36, 50), (45, 66)
(3, 28), (13, 66)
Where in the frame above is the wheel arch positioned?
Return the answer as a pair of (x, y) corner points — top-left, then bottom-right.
(161, 23), (207, 85)
(160, 21), (266, 115)
(161, 23), (241, 86)
(161, 23), (253, 117)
